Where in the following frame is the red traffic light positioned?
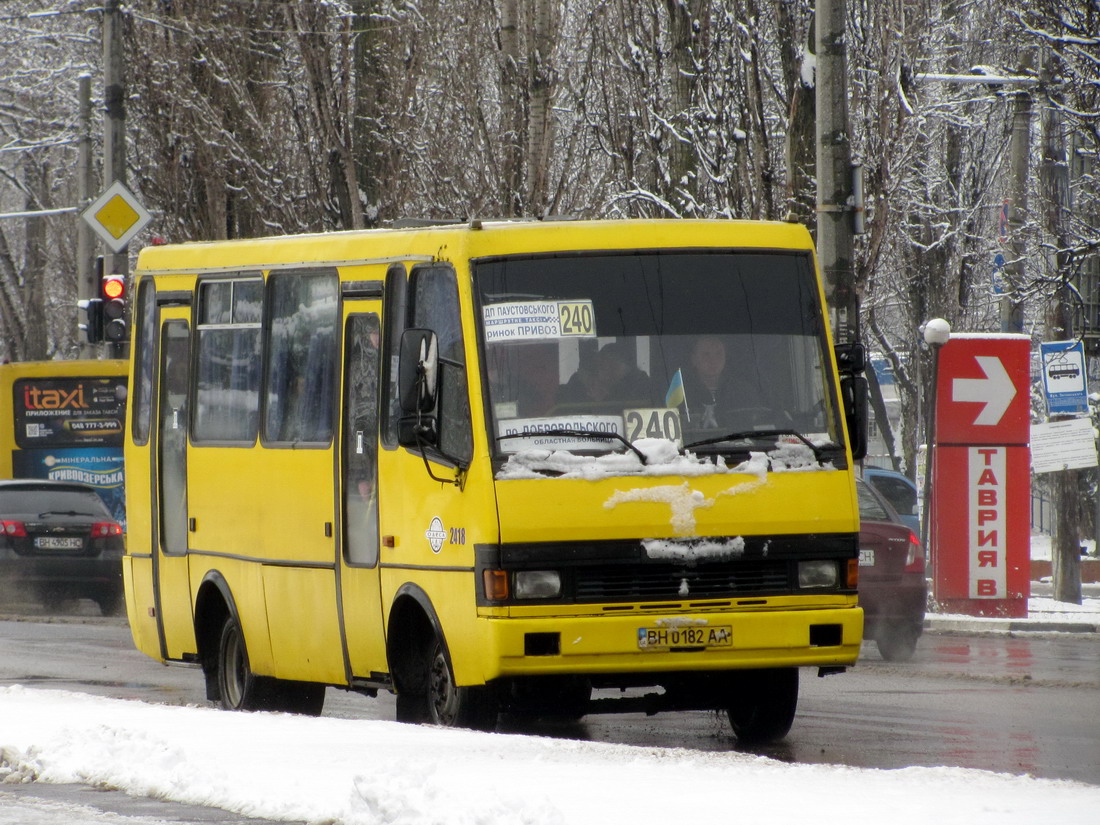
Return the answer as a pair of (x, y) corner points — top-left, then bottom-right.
(101, 275), (125, 301)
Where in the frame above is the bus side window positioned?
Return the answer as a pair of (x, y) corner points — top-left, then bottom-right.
(344, 314), (381, 566)
(381, 264), (408, 449)
(193, 277), (263, 444)
(409, 264), (472, 464)
(263, 269), (339, 444)
(131, 278), (158, 446)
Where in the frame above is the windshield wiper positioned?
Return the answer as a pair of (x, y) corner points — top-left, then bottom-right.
(684, 429), (829, 463)
(497, 428), (648, 465)
(38, 510), (99, 518)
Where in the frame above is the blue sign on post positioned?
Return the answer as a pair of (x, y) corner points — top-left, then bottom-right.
(992, 253), (1006, 295)
(1039, 340), (1089, 416)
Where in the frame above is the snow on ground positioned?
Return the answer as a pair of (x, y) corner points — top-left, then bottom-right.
(1, 684), (1098, 825)
(929, 592), (1100, 629)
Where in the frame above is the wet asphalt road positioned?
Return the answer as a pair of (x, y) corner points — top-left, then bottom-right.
(0, 602), (1097, 822)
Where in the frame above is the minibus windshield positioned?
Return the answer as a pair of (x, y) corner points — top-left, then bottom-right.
(474, 251), (843, 461)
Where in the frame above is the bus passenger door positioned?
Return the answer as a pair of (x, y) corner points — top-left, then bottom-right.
(338, 311), (388, 679)
(155, 317), (196, 659)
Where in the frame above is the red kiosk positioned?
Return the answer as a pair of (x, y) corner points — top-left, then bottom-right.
(930, 333), (1032, 617)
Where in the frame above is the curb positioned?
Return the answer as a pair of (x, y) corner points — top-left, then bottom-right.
(925, 616), (1100, 635)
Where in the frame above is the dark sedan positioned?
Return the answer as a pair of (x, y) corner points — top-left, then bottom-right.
(0, 480), (125, 615)
(856, 478), (927, 661)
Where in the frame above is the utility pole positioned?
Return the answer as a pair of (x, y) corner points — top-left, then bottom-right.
(77, 74), (96, 359)
(103, 0), (125, 194)
(1002, 74), (1033, 334)
(102, 0), (127, 358)
(815, 0), (860, 347)
(1040, 53), (1083, 605)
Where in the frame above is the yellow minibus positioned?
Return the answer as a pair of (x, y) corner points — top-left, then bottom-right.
(123, 219), (865, 742)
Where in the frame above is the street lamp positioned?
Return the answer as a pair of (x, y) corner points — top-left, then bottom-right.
(920, 318), (951, 563)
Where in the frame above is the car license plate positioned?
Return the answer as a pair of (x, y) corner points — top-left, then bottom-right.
(34, 536), (83, 550)
(637, 625), (732, 650)
(859, 549), (875, 567)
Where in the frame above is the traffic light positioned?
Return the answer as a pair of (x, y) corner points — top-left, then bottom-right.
(78, 298), (104, 343)
(100, 274), (128, 342)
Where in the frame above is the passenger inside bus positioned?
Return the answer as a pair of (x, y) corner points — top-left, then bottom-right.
(559, 340), (651, 407)
(678, 335), (765, 429)
(514, 343), (562, 416)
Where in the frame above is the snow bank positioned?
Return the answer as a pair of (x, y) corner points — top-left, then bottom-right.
(1, 686), (1097, 825)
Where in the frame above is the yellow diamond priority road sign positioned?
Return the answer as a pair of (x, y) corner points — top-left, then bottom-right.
(81, 180), (152, 253)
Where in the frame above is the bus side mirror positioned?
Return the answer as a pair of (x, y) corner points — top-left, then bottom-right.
(399, 328), (439, 414)
(834, 342), (867, 461)
(834, 341), (865, 375)
(839, 373), (868, 461)
(398, 329), (441, 451)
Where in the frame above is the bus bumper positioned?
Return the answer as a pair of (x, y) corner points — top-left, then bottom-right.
(478, 605), (863, 681)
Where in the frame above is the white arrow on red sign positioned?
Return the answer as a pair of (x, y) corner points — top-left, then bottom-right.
(951, 355), (1017, 426)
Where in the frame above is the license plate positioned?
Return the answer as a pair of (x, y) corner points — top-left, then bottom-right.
(34, 536), (83, 550)
(637, 625), (732, 650)
(859, 549), (875, 567)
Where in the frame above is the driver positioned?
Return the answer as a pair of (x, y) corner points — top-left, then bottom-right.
(680, 336), (761, 428)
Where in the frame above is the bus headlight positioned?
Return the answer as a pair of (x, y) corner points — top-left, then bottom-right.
(514, 570), (562, 599)
(798, 560), (838, 589)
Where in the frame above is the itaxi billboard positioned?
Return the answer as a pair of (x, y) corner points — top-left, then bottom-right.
(931, 333), (1031, 617)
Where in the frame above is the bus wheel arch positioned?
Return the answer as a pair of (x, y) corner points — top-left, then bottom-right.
(386, 585), (497, 730)
(193, 572), (266, 711)
(193, 572), (325, 716)
(194, 572), (236, 703)
(387, 586), (439, 723)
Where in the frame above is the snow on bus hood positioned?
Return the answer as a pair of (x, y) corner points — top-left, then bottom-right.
(495, 437), (835, 481)
(496, 438), (838, 537)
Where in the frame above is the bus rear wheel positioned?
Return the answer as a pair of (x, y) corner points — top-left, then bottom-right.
(215, 615), (325, 716)
(726, 668), (799, 745)
(216, 615), (263, 711)
(426, 638), (498, 731)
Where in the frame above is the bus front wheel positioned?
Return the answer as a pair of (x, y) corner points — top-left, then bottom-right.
(426, 638), (498, 731)
(726, 668), (799, 744)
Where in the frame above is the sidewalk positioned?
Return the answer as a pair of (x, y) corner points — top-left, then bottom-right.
(925, 581), (1100, 635)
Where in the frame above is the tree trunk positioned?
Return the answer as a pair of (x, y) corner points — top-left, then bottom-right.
(525, 0), (555, 216)
(784, 68), (816, 229)
(664, 0), (706, 213)
(352, 0), (386, 226)
(498, 0), (524, 216)
(22, 161), (49, 360)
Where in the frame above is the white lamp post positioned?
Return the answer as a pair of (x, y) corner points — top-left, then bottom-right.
(920, 318), (951, 564)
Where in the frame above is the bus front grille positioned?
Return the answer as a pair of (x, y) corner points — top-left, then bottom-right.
(573, 561), (790, 602)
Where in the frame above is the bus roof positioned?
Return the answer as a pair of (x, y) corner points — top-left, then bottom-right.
(134, 219), (817, 276)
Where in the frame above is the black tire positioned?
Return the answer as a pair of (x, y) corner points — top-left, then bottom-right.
(426, 638), (498, 731)
(216, 615), (265, 711)
(726, 668), (799, 745)
(395, 690), (430, 723)
(96, 590), (124, 617)
(264, 679), (326, 716)
(215, 615), (326, 715)
(37, 586), (73, 613)
(876, 624), (920, 662)
(507, 676), (592, 721)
